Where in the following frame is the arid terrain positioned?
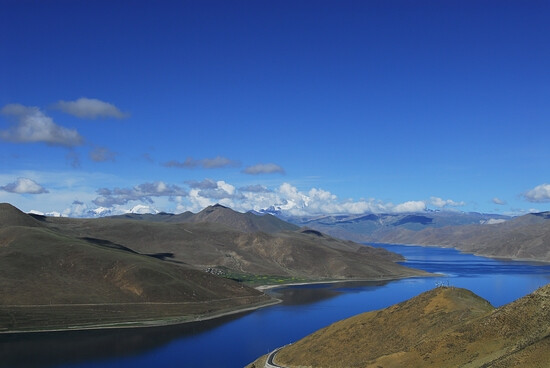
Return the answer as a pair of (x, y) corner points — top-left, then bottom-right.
(0, 203), (426, 332)
(248, 283), (550, 367)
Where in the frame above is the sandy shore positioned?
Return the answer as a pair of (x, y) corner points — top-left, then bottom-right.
(255, 273), (437, 292)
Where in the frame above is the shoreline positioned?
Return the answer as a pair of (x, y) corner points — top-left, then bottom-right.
(0, 298), (281, 335)
(371, 242), (550, 264)
(1, 273), (434, 335)
(254, 273), (434, 292)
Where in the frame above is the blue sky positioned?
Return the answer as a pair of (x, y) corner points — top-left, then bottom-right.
(1, 0), (549, 217)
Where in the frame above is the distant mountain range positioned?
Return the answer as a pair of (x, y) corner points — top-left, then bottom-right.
(110, 203), (300, 233)
(378, 211), (550, 262)
(248, 283), (550, 367)
(282, 210), (550, 262)
(0, 203), (427, 332)
(282, 210), (511, 242)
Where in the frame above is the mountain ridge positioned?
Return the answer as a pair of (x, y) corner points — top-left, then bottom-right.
(108, 203), (299, 233)
(282, 210), (550, 262)
(0, 203), (428, 332)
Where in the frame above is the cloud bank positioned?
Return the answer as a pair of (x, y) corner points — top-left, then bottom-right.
(0, 178), (49, 194)
(93, 182), (188, 207)
(1, 104), (83, 147)
(54, 98), (128, 119)
(81, 179), (458, 217)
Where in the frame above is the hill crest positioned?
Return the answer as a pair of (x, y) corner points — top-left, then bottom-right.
(185, 204), (299, 233)
(0, 203), (43, 228)
(249, 284), (550, 368)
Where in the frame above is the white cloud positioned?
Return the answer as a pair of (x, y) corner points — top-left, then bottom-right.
(163, 156), (240, 169)
(0, 178), (49, 194)
(430, 196), (465, 208)
(217, 180), (235, 196)
(88, 180), (435, 217)
(393, 200), (427, 213)
(1, 104), (83, 147)
(492, 197), (507, 205)
(54, 98), (128, 119)
(93, 181), (188, 207)
(243, 163), (285, 175)
(2, 171), (448, 218)
(523, 183), (550, 203)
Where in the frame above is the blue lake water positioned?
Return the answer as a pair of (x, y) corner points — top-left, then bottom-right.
(1, 244), (549, 368)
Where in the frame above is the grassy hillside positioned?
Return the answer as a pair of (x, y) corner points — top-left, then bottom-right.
(249, 284), (550, 367)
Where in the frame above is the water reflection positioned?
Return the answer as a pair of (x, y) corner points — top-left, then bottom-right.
(267, 280), (390, 306)
(0, 311), (250, 368)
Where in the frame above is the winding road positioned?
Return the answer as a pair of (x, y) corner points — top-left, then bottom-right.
(265, 347), (286, 368)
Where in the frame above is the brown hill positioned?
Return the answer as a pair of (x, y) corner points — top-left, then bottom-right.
(0, 208), (273, 332)
(0, 203), (427, 332)
(181, 204), (300, 233)
(248, 284), (550, 368)
(379, 212), (550, 262)
(109, 204), (299, 233)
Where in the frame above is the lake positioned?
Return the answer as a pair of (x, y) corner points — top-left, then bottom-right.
(1, 244), (549, 368)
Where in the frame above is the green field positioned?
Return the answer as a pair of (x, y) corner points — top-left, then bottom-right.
(209, 267), (312, 286)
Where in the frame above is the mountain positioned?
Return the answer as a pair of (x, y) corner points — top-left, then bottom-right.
(0, 203), (429, 332)
(184, 204), (300, 233)
(0, 204), (273, 332)
(248, 283), (550, 367)
(284, 211), (511, 243)
(44, 212), (425, 281)
(108, 211), (194, 223)
(378, 211), (550, 262)
(109, 204), (299, 233)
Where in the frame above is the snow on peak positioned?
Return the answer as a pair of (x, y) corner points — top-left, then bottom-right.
(125, 204), (159, 215)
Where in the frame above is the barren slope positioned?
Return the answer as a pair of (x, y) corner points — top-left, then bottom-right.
(248, 284), (550, 368)
(0, 204), (272, 332)
(43, 216), (427, 280)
